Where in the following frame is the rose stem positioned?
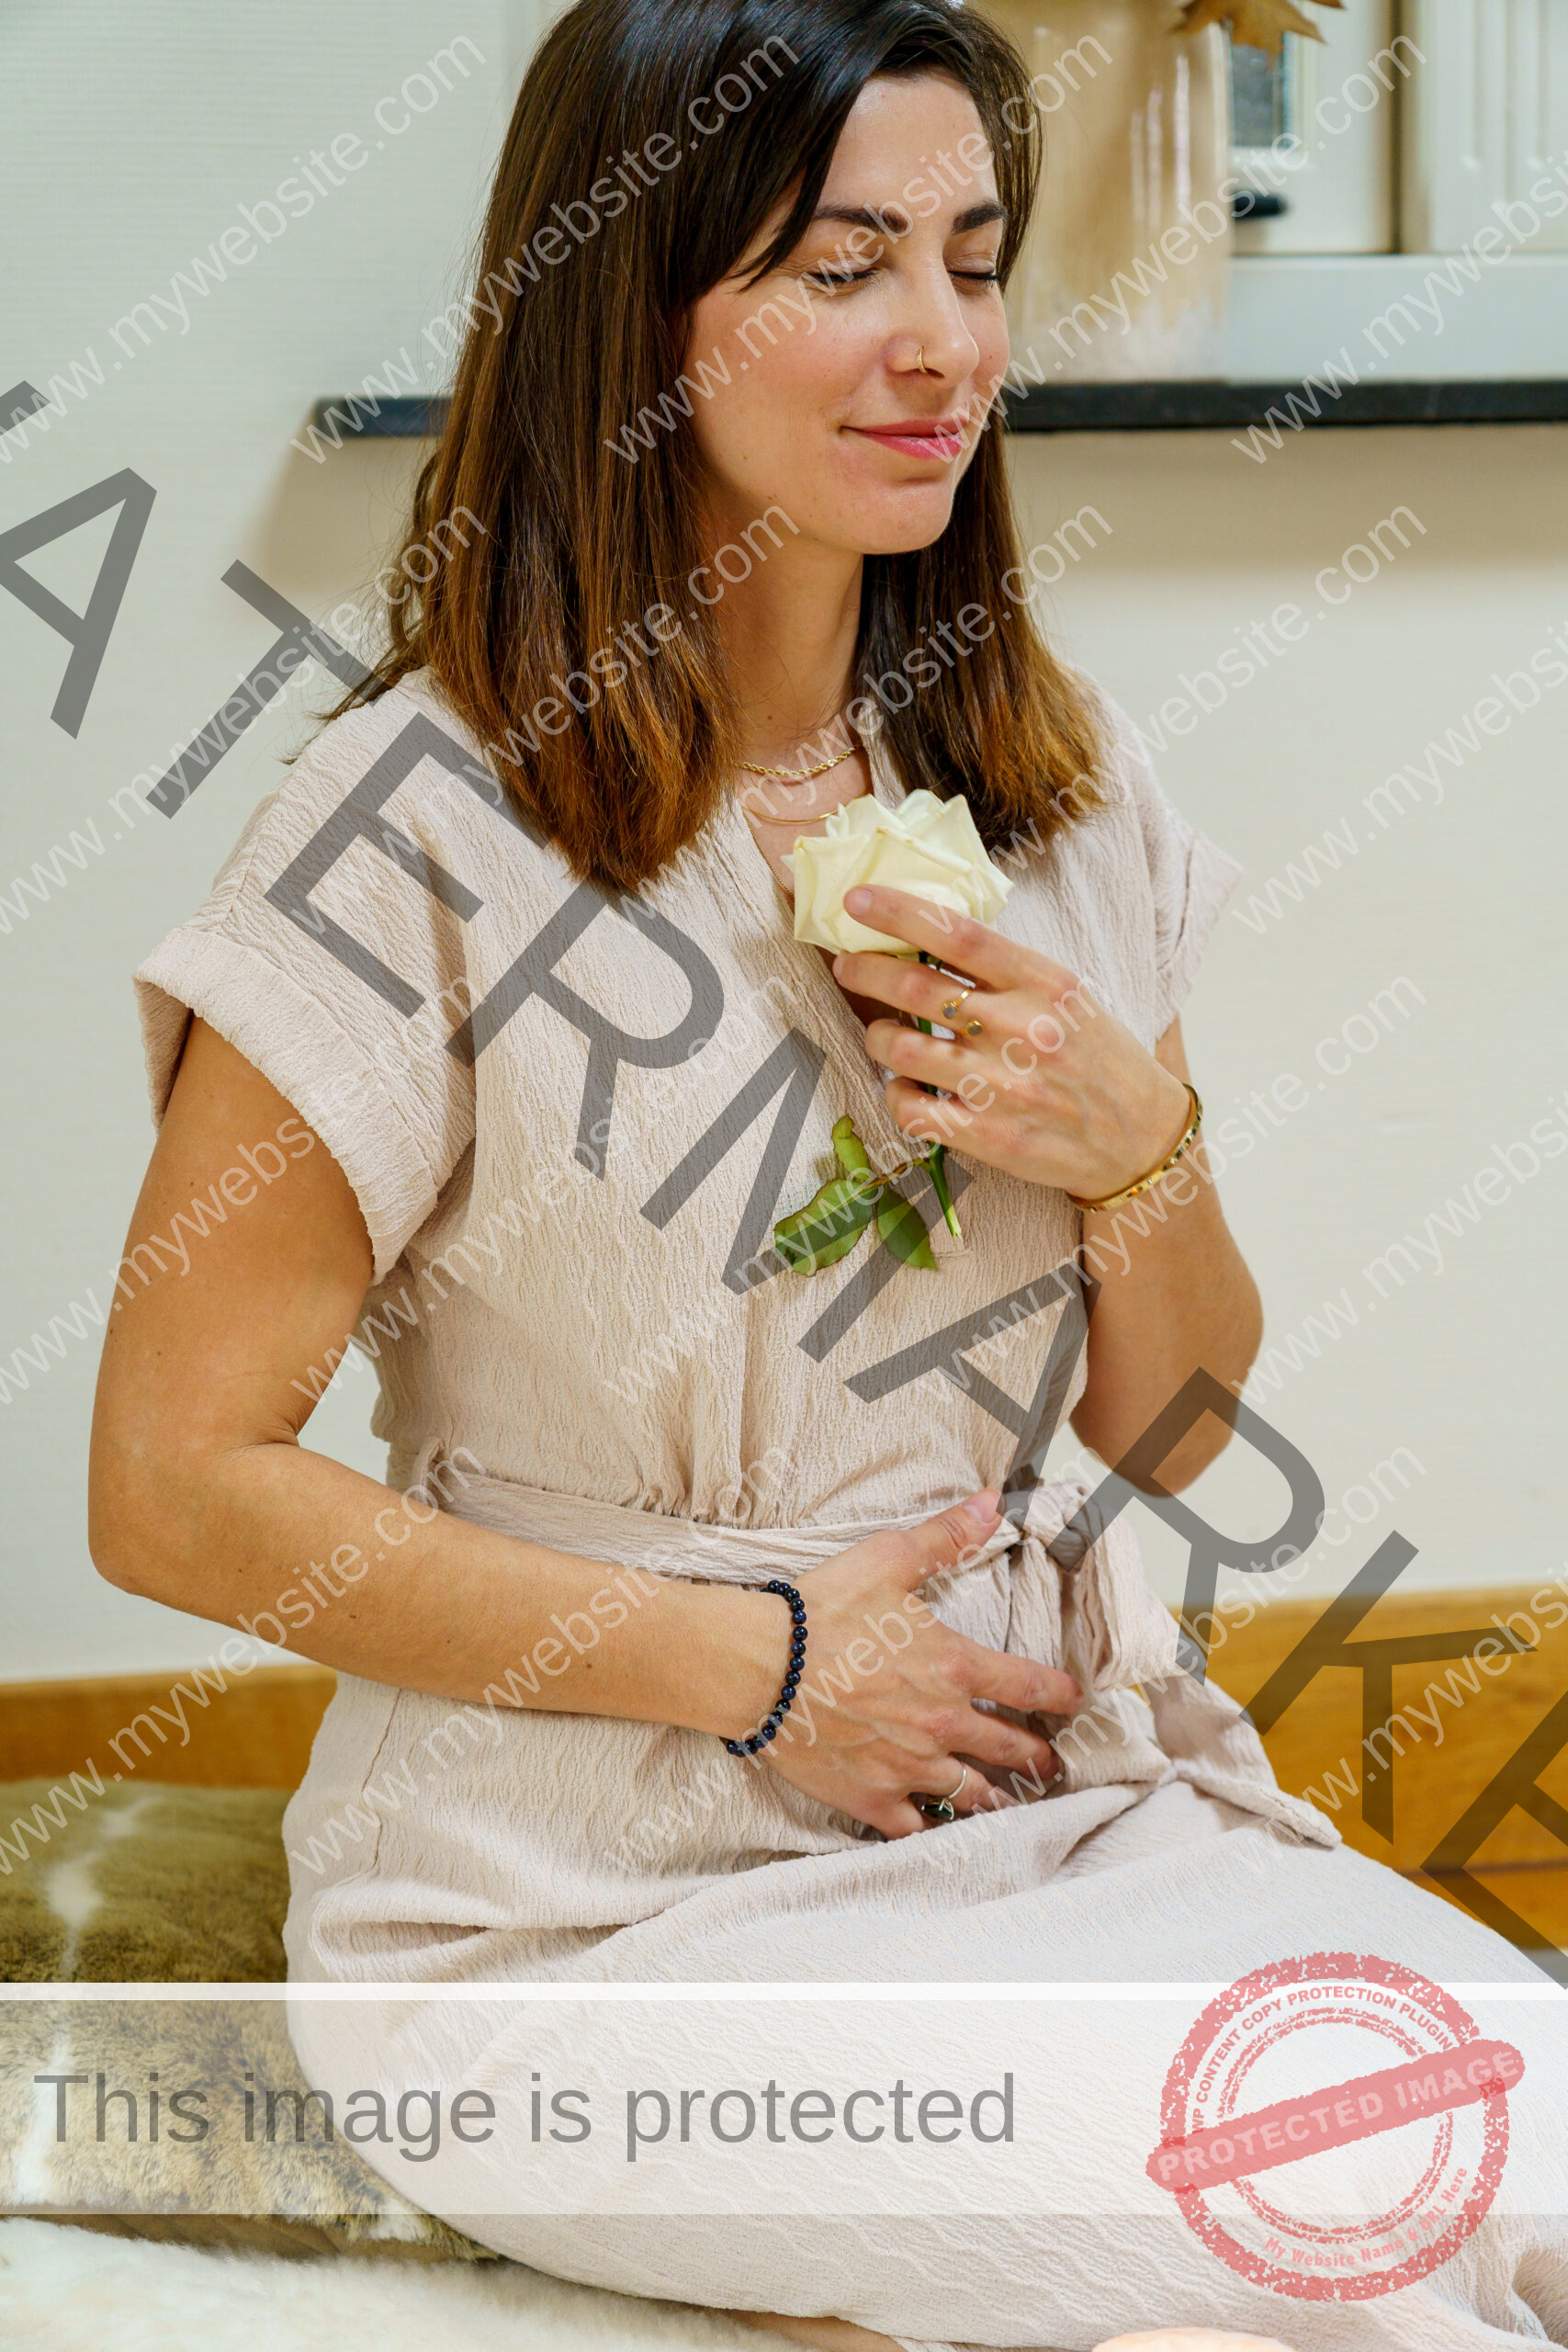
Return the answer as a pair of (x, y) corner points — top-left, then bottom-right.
(916, 953), (963, 1240)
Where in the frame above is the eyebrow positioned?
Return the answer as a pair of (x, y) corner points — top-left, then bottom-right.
(807, 203), (908, 236)
(806, 199), (1005, 238)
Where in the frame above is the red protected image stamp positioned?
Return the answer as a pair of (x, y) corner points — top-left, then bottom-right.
(1146, 1951), (1523, 2302)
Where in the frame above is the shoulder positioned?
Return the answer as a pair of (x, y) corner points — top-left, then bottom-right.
(215, 671), (548, 905)
(157, 671), (573, 1017)
(132, 672), (521, 1279)
(1067, 675), (1202, 878)
(1009, 671), (1244, 1042)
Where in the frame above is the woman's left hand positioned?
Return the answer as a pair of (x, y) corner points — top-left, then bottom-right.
(832, 883), (1191, 1205)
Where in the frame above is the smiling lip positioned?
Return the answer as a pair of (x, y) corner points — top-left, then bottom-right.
(850, 418), (967, 460)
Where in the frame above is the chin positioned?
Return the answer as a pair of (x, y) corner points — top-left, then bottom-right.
(815, 479), (957, 555)
(855, 503), (962, 558)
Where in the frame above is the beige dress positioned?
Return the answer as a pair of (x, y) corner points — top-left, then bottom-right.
(134, 673), (1568, 2351)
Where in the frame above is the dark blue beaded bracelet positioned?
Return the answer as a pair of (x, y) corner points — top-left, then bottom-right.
(724, 1577), (807, 1758)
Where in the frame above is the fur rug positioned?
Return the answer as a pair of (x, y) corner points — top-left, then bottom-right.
(0, 1781), (291, 1984)
(0, 1786), (1288, 2352)
(0, 2223), (1289, 2352)
(0, 1780), (485, 2258)
(0, 2218), (768, 2352)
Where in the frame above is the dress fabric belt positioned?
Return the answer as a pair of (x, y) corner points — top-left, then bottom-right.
(398, 1439), (1335, 1849)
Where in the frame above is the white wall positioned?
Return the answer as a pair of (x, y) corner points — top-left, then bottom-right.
(1019, 425), (1568, 1610)
(4, 5), (1564, 1678)
(1, 2), (530, 1677)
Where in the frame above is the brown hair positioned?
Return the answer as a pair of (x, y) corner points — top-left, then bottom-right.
(341, 0), (1103, 890)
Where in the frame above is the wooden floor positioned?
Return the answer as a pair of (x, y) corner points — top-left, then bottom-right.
(0, 1663), (336, 1792)
(5, 1581), (1566, 1961)
(1200, 1580), (1568, 1960)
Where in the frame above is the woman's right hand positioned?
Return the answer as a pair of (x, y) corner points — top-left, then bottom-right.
(741, 1491), (1080, 1839)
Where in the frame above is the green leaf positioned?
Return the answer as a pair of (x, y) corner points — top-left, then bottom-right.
(773, 1113), (945, 1275)
(774, 1165), (881, 1274)
(830, 1114), (874, 1177)
(876, 1188), (936, 1269)
(923, 1142), (963, 1241)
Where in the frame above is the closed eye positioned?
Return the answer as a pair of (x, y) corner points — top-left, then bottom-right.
(805, 264), (999, 292)
(805, 264), (877, 291)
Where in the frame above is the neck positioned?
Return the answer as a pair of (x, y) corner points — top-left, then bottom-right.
(705, 514), (863, 769)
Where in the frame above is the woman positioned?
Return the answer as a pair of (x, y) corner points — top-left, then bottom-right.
(91, 1), (1567, 2345)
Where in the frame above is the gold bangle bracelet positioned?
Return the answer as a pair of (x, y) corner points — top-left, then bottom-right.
(1068, 1084), (1204, 1215)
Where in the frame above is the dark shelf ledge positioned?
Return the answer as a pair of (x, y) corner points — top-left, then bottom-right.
(308, 379), (1568, 445)
(310, 395), (451, 439)
(1001, 379), (1568, 431)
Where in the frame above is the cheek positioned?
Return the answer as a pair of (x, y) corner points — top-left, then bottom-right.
(973, 301), (1010, 389)
(697, 321), (868, 469)
(690, 373), (825, 499)
(685, 367), (781, 501)
(751, 304), (879, 416)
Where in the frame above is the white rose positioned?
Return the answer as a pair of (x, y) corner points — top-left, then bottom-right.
(784, 789), (1013, 955)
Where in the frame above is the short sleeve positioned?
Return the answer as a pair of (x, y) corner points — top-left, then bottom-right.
(1097, 692), (1243, 1039)
(133, 687), (481, 1282)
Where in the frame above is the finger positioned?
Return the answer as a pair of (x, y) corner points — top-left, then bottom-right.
(864, 1018), (987, 1092)
(840, 887), (1064, 995)
(961, 1642), (1082, 1717)
(832, 949), (993, 1027)
(881, 1492), (1002, 1594)
(964, 1754), (1058, 1803)
(951, 1709), (1060, 1778)
(903, 1762), (1017, 1822)
(863, 1796), (936, 1841)
(880, 1075), (990, 1149)
(948, 1760), (1020, 1815)
(905, 1763), (976, 1822)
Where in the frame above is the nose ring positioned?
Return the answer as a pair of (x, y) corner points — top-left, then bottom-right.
(917, 345), (934, 376)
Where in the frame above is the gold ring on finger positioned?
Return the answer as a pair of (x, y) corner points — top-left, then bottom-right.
(939, 986), (983, 1040)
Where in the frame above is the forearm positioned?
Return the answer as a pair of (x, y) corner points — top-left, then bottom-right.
(89, 1019), (788, 1745)
(1067, 1019), (1259, 1486)
(1069, 1129), (1261, 1488)
(91, 1434), (785, 1741)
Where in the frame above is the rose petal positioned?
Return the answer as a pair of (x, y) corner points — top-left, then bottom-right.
(829, 796), (893, 840)
(787, 789), (1013, 953)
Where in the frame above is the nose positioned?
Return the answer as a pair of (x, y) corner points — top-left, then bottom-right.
(890, 270), (980, 389)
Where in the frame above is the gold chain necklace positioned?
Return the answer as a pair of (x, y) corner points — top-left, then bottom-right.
(739, 718), (856, 784)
